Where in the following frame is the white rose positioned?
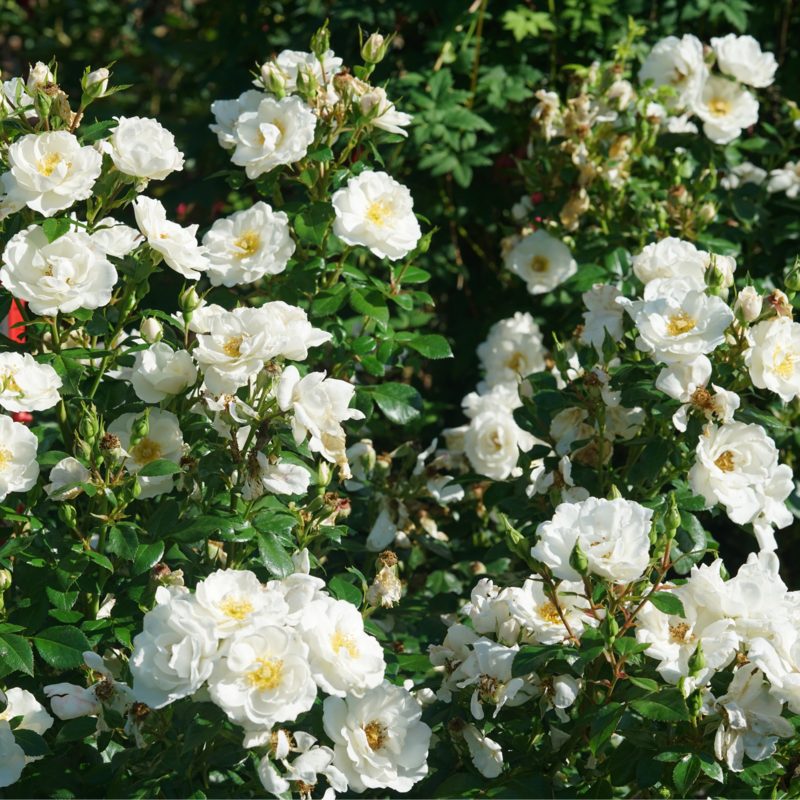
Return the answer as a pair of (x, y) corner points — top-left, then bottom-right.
(108, 409), (188, 499)
(672, 382), (740, 433)
(745, 316), (800, 401)
(84, 68), (109, 95)
(721, 161), (768, 190)
(663, 113), (699, 134)
(464, 407), (536, 480)
(208, 623), (316, 729)
(0, 352), (61, 412)
(275, 49), (343, 93)
(688, 421), (779, 524)
(526, 455), (590, 506)
(621, 275), (734, 364)
(0, 722), (25, 789)
(655, 354), (713, 402)
(463, 383), (523, 417)
(632, 237), (707, 285)
(131, 342), (197, 403)
(267, 300), (332, 360)
(751, 463), (794, 551)
(734, 285), (763, 322)
(26, 61), (53, 93)
(243, 454), (311, 501)
(360, 87), (413, 137)
(323, 681), (431, 793)
(766, 162), (800, 197)
(231, 95), (317, 178)
(711, 34), (777, 88)
(258, 734), (347, 796)
(130, 586), (219, 709)
(580, 283), (624, 347)
(209, 90), (264, 149)
(503, 230), (577, 295)
(462, 724), (503, 778)
(638, 35), (706, 108)
(140, 318), (163, 344)
(0, 225), (116, 317)
(531, 497), (653, 584)
(203, 201), (295, 287)
(506, 578), (592, 644)
(0, 416), (39, 503)
(4, 131), (102, 217)
(694, 76), (759, 145)
(298, 598), (385, 697)
(133, 196), (209, 280)
(102, 116), (184, 181)
(0, 687), (53, 766)
(89, 217), (142, 258)
(331, 171), (421, 261)
(477, 312), (546, 390)
(44, 457), (91, 500)
(366, 565), (402, 608)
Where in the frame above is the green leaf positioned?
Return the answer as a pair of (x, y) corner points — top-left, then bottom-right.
(696, 751), (723, 783)
(56, 716), (99, 743)
(79, 119), (118, 143)
(137, 459), (182, 477)
(394, 265), (430, 284)
(147, 501), (180, 539)
(295, 202), (335, 247)
(368, 383), (423, 424)
(311, 283), (349, 317)
(512, 644), (562, 677)
(329, 576), (361, 607)
(42, 218), (72, 243)
(307, 146), (333, 162)
(631, 688), (690, 722)
(628, 676), (659, 692)
(648, 592), (686, 618)
(673, 754), (701, 797)
(396, 653), (433, 672)
(404, 334), (453, 359)
(14, 728), (51, 757)
(34, 626), (91, 669)
(131, 542), (165, 576)
(0, 633), (34, 676)
(108, 526), (139, 561)
(589, 702), (624, 756)
(182, 716), (224, 754)
(257, 531), (293, 579)
(350, 288), (389, 328)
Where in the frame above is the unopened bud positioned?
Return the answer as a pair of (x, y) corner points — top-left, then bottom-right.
(734, 286), (762, 324)
(699, 202), (717, 224)
(34, 88), (53, 120)
(602, 615), (619, 644)
(58, 503), (78, 529)
(82, 67), (109, 99)
(607, 484), (622, 500)
(362, 32), (387, 64)
(295, 66), (318, 99)
(687, 688), (704, 717)
(123, 479), (143, 503)
(569, 540), (589, 577)
(79, 405), (100, 445)
(310, 23), (331, 61)
(688, 642), (705, 677)
(0, 569), (11, 592)
(141, 318), (163, 344)
(129, 410), (150, 449)
(664, 493), (680, 533)
(27, 61), (54, 94)
(786, 261), (800, 293)
(260, 62), (287, 98)
(179, 286), (203, 315)
(705, 258), (726, 292)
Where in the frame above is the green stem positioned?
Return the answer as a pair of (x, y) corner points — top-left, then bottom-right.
(56, 399), (74, 453)
(467, 0), (488, 109)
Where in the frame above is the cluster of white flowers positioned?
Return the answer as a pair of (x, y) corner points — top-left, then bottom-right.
(502, 229), (577, 296)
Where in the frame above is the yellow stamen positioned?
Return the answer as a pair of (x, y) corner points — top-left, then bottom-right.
(233, 230), (260, 259)
(529, 255), (550, 273)
(37, 152), (62, 176)
(331, 630), (360, 659)
(708, 98), (731, 118)
(714, 450), (735, 473)
(774, 349), (797, 379)
(507, 352), (524, 373)
(218, 596), (254, 620)
(365, 200), (392, 226)
(666, 311), (697, 336)
(131, 437), (163, 466)
(247, 657), (283, 691)
(363, 720), (387, 751)
(669, 623), (691, 642)
(223, 335), (246, 358)
(537, 601), (562, 625)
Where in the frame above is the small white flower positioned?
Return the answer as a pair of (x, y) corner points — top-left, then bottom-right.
(766, 162), (800, 197)
(0, 352), (61, 412)
(506, 578), (592, 644)
(243, 455), (311, 500)
(580, 283), (624, 347)
(429, 623), (480, 701)
(297, 599), (386, 697)
(231, 95), (317, 178)
(0, 688), (54, 762)
(752, 463), (794, 551)
(0, 721), (25, 789)
(102, 117), (184, 181)
(673, 382), (739, 432)
(89, 216), (142, 258)
(663, 113), (699, 134)
(638, 35), (706, 109)
(360, 87), (413, 137)
(131, 342), (197, 403)
(27, 61), (53, 93)
(203, 201), (296, 287)
(44, 457), (91, 500)
(108, 409), (188, 499)
(258, 734), (348, 798)
(477, 312), (546, 390)
(531, 497), (653, 584)
(464, 405), (536, 481)
(503, 230), (577, 295)
(531, 90), (563, 140)
(275, 49), (343, 93)
(694, 76), (759, 145)
(462, 724), (504, 778)
(745, 316), (800, 402)
(209, 90), (264, 149)
(3, 131), (102, 217)
(721, 161), (768, 190)
(734, 286), (763, 322)
(632, 237), (708, 285)
(323, 681), (431, 793)
(0, 416), (39, 503)
(1, 225), (116, 317)
(711, 34), (777, 88)
(331, 171), (421, 261)
(130, 586), (219, 709)
(526, 455), (589, 506)
(133, 196), (209, 281)
(366, 565), (402, 608)
(460, 579), (519, 643)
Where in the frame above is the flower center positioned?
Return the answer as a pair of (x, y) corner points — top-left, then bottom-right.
(247, 657), (283, 691)
(708, 97), (731, 118)
(507, 351), (524, 373)
(218, 595), (254, 620)
(223, 335), (247, 358)
(37, 152), (63, 176)
(537, 601), (562, 625)
(331, 630), (360, 659)
(714, 450), (735, 472)
(666, 311), (697, 336)
(365, 200), (393, 226)
(690, 387), (714, 410)
(131, 437), (163, 466)
(270, 119), (285, 140)
(363, 720), (387, 751)
(529, 255), (549, 273)
(774, 348), (798, 379)
(669, 622), (691, 642)
(1, 368), (20, 394)
(232, 230), (260, 258)
(0, 446), (12, 473)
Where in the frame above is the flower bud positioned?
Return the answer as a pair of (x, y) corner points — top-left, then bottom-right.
(260, 62), (287, 98)
(568, 540), (589, 577)
(362, 32), (388, 64)
(34, 88), (53, 120)
(82, 67), (109, 99)
(786, 262), (800, 293)
(734, 286), (762, 324)
(705, 255), (726, 292)
(141, 318), (163, 344)
(698, 202), (717, 223)
(129, 410), (150, 449)
(79, 405), (100, 446)
(179, 286), (203, 315)
(601, 615), (619, 644)
(310, 23), (331, 61)
(664, 493), (680, 534)
(0, 569), (11, 592)
(58, 503), (78, 529)
(688, 642), (705, 677)
(687, 688), (704, 717)
(27, 61), (54, 94)
(607, 484), (622, 500)
(121, 479), (143, 505)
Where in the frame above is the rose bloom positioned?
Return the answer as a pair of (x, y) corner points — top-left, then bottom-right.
(331, 171), (421, 261)
(209, 89), (264, 149)
(767, 162), (800, 198)
(108, 409), (188, 499)
(231, 95), (317, 178)
(711, 34), (777, 88)
(44, 457), (91, 501)
(0, 415), (39, 503)
(0, 352), (61, 412)
(360, 87), (413, 137)
(745, 316), (800, 402)
(3, 131), (102, 217)
(274, 48), (343, 92)
(101, 116), (184, 181)
(632, 237), (709, 285)
(1, 226), (116, 316)
(476, 312), (546, 390)
(89, 217), (142, 258)
(531, 497), (653, 584)
(506, 578), (593, 644)
(694, 76), (759, 145)
(503, 230), (578, 295)
(580, 283), (624, 347)
(323, 680), (431, 793)
(464, 407), (536, 480)
(242, 454), (311, 501)
(638, 34), (706, 109)
(0, 721), (25, 789)
(131, 342), (197, 403)
(202, 201), (295, 287)
(721, 161), (768, 191)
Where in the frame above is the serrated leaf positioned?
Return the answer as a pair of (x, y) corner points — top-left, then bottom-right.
(368, 382), (423, 425)
(14, 728), (51, 757)
(628, 676), (660, 692)
(311, 283), (349, 317)
(631, 688), (690, 721)
(131, 542), (165, 576)
(329, 576), (362, 607)
(108, 526), (139, 560)
(137, 459), (182, 477)
(33, 626), (91, 669)
(404, 334), (453, 359)
(350, 288), (389, 328)
(696, 751), (723, 782)
(257, 531), (293, 579)
(512, 644), (562, 677)
(589, 702), (624, 756)
(0, 634), (34, 676)
(648, 592), (686, 618)
(673, 754), (701, 797)
(295, 202), (335, 247)
(56, 716), (98, 743)
(42, 218), (72, 243)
